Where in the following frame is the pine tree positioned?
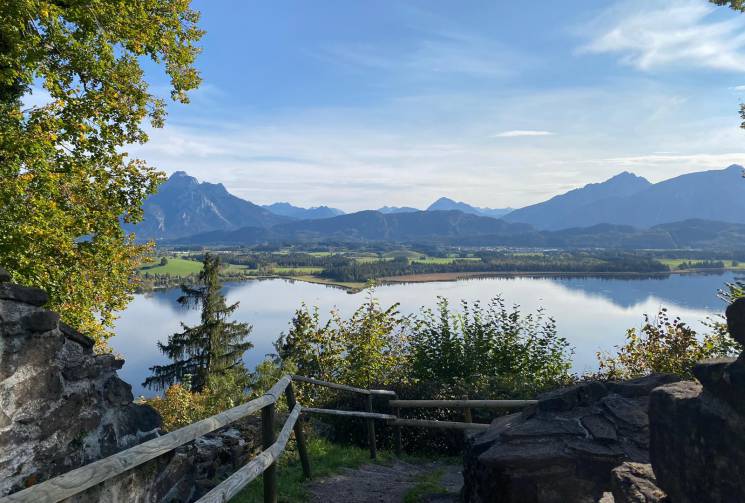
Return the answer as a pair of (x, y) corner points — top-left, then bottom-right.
(144, 254), (253, 392)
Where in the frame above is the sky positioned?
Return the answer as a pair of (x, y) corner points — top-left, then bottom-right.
(126, 0), (745, 211)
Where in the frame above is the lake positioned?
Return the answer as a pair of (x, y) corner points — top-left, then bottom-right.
(112, 272), (740, 397)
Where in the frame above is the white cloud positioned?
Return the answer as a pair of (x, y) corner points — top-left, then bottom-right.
(492, 130), (555, 138)
(580, 0), (745, 72)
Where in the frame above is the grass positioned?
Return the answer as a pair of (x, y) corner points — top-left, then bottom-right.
(411, 257), (481, 265)
(231, 436), (394, 503)
(138, 257), (203, 276)
(294, 275), (368, 291)
(658, 258), (745, 270)
(274, 266), (324, 274)
(403, 467), (449, 503)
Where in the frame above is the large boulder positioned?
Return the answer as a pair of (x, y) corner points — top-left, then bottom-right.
(462, 374), (679, 503)
(647, 297), (745, 503)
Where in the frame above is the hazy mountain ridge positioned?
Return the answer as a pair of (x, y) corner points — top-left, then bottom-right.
(427, 197), (513, 218)
(505, 166), (745, 229)
(262, 202), (344, 220)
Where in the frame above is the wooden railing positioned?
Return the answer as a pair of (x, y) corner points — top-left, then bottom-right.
(0, 375), (536, 503)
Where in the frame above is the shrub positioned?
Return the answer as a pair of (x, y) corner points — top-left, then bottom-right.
(597, 308), (740, 379)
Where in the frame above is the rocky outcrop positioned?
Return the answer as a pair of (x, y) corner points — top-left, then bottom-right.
(609, 463), (667, 503)
(647, 298), (745, 503)
(462, 374), (679, 503)
(0, 269), (161, 496)
(0, 268), (262, 501)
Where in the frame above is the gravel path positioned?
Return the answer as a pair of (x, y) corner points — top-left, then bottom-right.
(306, 460), (462, 503)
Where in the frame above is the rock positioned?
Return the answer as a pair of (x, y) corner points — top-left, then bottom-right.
(462, 376), (677, 503)
(649, 380), (745, 503)
(610, 463), (667, 503)
(0, 280), (264, 501)
(21, 311), (60, 332)
(0, 283), (48, 306)
(0, 267), (10, 282)
(725, 297), (745, 346)
(606, 374), (680, 398)
(598, 492), (615, 503)
(692, 357), (745, 416)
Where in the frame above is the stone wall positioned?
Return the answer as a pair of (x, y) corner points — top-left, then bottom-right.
(463, 297), (745, 503)
(0, 268), (262, 501)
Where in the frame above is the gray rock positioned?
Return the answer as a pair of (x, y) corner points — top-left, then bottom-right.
(649, 380), (745, 503)
(606, 374), (680, 398)
(610, 463), (667, 503)
(0, 267), (10, 283)
(692, 357), (745, 416)
(726, 297), (745, 346)
(21, 310), (59, 332)
(0, 283), (48, 306)
(462, 376), (675, 503)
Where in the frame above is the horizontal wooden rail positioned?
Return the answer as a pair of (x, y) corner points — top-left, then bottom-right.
(389, 399), (537, 409)
(302, 407), (396, 421)
(195, 403), (302, 503)
(389, 417), (491, 431)
(0, 375), (292, 503)
(291, 375), (396, 397)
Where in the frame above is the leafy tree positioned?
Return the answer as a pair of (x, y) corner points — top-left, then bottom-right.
(144, 254), (252, 392)
(0, 1), (203, 345)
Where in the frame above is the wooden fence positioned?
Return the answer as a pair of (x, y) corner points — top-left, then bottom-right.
(0, 375), (536, 503)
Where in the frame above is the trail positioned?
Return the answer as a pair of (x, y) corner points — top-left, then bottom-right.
(306, 460), (462, 503)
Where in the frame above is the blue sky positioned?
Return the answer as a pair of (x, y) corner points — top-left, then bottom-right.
(128, 0), (745, 211)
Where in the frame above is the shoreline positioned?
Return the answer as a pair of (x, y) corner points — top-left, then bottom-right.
(135, 268), (742, 295)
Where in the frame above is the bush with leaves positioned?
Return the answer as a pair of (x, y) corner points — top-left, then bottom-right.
(597, 308), (740, 379)
(410, 297), (574, 399)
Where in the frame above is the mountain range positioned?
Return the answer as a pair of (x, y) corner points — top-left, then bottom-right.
(128, 165), (745, 248)
(123, 171), (289, 240)
(261, 202), (344, 220)
(504, 165), (745, 229)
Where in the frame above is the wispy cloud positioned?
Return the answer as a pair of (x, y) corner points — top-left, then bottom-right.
(579, 0), (745, 72)
(492, 130), (555, 138)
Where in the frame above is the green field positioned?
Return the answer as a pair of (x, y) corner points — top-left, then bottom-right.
(139, 257), (203, 276)
(273, 266), (324, 274)
(411, 257), (481, 265)
(658, 259), (745, 270)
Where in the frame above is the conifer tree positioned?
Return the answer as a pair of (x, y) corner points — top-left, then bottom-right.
(144, 254), (252, 392)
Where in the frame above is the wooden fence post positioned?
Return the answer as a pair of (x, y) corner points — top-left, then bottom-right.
(462, 395), (473, 424)
(284, 382), (311, 479)
(365, 394), (377, 459)
(262, 402), (277, 503)
(393, 405), (402, 457)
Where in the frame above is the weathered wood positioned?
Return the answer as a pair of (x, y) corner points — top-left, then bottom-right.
(0, 375), (292, 503)
(301, 407), (396, 421)
(262, 401), (277, 503)
(462, 395), (473, 424)
(195, 404), (301, 503)
(365, 394), (377, 459)
(389, 399), (537, 409)
(389, 418), (491, 431)
(291, 375), (396, 397)
(393, 405), (402, 457)
(284, 382), (311, 479)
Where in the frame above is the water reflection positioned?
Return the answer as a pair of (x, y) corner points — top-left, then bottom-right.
(112, 272), (738, 397)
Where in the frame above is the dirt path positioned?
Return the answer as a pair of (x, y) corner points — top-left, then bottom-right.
(306, 460), (462, 503)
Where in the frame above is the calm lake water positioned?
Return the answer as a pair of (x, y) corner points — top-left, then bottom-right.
(112, 273), (740, 397)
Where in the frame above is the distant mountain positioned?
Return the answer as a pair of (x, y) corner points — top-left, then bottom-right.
(125, 171), (289, 240)
(377, 206), (420, 214)
(173, 210), (534, 245)
(505, 166), (745, 230)
(174, 213), (745, 251)
(263, 202), (344, 220)
(504, 171), (652, 230)
(426, 197), (513, 218)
